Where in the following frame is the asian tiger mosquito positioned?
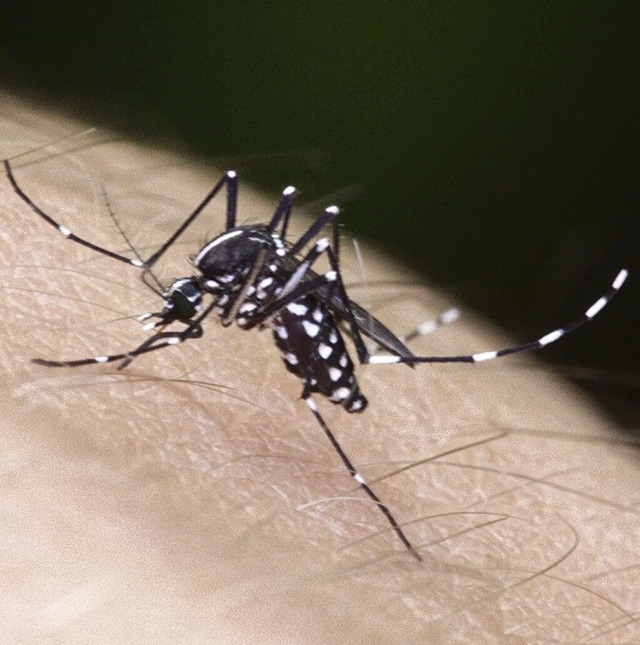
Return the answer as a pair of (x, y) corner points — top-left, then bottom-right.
(3, 143), (628, 562)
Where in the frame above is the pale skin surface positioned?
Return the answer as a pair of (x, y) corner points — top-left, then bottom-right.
(1, 93), (639, 644)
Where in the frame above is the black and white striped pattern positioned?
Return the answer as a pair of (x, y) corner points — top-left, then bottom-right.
(367, 268), (628, 366)
(5, 147), (629, 562)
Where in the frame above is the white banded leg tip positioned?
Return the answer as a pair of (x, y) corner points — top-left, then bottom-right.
(472, 350), (498, 362)
(613, 269), (629, 289)
(316, 237), (330, 251)
(442, 308), (461, 323)
(538, 329), (564, 346)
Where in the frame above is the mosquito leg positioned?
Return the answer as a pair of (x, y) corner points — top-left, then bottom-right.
(304, 396), (422, 561)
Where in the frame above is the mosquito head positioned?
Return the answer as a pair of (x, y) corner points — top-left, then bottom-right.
(162, 277), (203, 322)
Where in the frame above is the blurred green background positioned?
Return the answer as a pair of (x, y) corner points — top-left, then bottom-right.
(1, 3), (638, 423)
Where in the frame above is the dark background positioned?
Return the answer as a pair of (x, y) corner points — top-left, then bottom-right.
(1, 3), (638, 425)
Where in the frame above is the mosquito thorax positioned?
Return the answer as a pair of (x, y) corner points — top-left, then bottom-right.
(193, 225), (276, 283)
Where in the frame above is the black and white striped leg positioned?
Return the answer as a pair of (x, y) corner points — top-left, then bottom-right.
(145, 171), (239, 268)
(259, 207), (417, 361)
(4, 155), (241, 271)
(366, 269), (629, 366)
(240, 223), (344, 331)
(400, 307), (461, 344)
(284, 214), (627, 371)
(288, 206), (342, 257)
(268, 185), (298, 237)
(260, 204), (396, 364)
(30, 218), (341, 371)
(304, 395), (422, 561)
(276, 234), (335, 300)
(33, 299), (214, 369)
(245, 269), (340, 331)
(367, 307), (461, 354)
(323, 245), (376, 365)
(3, 158), (145, 268)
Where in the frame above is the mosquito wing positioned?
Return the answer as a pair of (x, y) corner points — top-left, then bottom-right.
(276, 252), (417, 360)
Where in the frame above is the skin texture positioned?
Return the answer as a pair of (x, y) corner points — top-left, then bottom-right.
(1, 93), (639, 644)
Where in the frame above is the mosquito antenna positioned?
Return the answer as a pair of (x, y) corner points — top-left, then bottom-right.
(97, 183), (164, 296)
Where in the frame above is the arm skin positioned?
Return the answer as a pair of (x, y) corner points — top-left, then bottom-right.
(1, 93), (639, 644)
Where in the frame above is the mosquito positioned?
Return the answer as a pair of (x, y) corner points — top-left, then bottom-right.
(4, 142), (628, 562)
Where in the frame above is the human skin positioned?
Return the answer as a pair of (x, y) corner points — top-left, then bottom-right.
(1, 93), (639, 643)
